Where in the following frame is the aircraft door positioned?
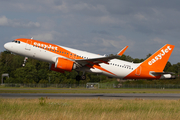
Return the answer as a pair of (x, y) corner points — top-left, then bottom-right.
(25, 40), (32, 50)
(135, 66), (141, 76)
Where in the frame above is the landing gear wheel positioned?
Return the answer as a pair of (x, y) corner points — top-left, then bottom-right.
(81, 75), (86, 80)
(76, 75), (81, 81)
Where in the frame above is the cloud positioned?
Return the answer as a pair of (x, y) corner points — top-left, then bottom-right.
(97, 35), (134, 49)
(1, 0), (180, 64)
(152, 38), (168, 44)
(31, 32), (55, 41)
(12, 31), (58, 41)
(0, 16), (40, 28)
(0, 16), (9, 26)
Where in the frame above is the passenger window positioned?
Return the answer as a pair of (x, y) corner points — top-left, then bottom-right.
(18, 41), (20, 44)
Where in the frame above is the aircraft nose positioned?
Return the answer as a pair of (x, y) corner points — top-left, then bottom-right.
(4, 43), (11, 51)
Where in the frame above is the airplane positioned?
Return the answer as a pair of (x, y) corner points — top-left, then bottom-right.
(4, 38), (175, 81)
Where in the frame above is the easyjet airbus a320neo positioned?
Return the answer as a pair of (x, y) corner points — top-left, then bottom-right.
(4, 38), (175, 81)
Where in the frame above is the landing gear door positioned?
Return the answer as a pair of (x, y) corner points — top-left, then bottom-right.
(25, 40), (32, 50)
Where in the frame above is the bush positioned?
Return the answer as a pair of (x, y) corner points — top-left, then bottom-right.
(39, 97), (46, 106)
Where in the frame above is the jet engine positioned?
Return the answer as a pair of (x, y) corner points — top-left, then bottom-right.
(55, 57), (76, 72)
(50, 63), (65, 73)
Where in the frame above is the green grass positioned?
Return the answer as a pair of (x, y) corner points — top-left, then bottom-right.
(1, 87), (180, 93)
(0, 98), (180, 120)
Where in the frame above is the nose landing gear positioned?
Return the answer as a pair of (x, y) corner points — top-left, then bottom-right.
(22, 57), (28, 67)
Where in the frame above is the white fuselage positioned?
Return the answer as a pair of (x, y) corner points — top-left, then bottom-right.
(4, 41), (140, 78)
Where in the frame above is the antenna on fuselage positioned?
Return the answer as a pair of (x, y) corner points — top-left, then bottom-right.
(31, 37), (33, 40)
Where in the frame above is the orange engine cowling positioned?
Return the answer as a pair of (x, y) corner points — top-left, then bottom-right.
(50, 63), (65, 73)
(55, 57), (76, 72)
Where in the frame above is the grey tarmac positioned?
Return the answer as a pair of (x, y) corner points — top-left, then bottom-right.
(0, 93), (180, 99)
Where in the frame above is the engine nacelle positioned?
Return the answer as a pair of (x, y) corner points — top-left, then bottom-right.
(50, 64), (65, 73)
(55, 57), (76, 72)
(160, 74), (176, 79)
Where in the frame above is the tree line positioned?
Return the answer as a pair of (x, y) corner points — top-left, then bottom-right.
(0, 51), (179, 84)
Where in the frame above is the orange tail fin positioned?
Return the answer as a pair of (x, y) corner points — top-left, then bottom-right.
(142, 44), (175, 72)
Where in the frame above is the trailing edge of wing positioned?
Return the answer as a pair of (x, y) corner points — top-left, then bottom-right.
(75, 46), (128, 66)
(75, 55), (119, 66)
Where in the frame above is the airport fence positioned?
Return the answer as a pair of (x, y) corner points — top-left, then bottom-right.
(2, 83), (180, 89)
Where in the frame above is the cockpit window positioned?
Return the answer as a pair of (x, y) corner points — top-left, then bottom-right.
(12, 40), (20, 44)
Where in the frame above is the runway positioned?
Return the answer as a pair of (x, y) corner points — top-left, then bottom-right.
(0, 93), (180, 99)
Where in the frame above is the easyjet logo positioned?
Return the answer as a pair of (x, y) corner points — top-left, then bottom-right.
(34, 42), (58, 50)
(148, 46), (172, 66)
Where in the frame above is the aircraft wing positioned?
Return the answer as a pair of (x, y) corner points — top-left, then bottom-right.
(75, 46), (128, 67)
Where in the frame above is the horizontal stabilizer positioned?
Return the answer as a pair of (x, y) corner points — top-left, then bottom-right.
(150, 72), (175, 76)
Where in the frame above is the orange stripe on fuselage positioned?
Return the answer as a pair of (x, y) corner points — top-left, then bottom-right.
(16, 38), (83, 60)
(16, 38), (117, 76)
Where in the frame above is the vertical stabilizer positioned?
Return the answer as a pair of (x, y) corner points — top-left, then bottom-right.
(124, 44), (175, 79)
(141, 44), (175, 72)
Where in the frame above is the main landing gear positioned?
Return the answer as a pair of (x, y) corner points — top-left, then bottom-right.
(76, 72), (86, 81)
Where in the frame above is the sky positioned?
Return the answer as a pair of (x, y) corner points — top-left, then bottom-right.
(0, 0), (179, 64)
